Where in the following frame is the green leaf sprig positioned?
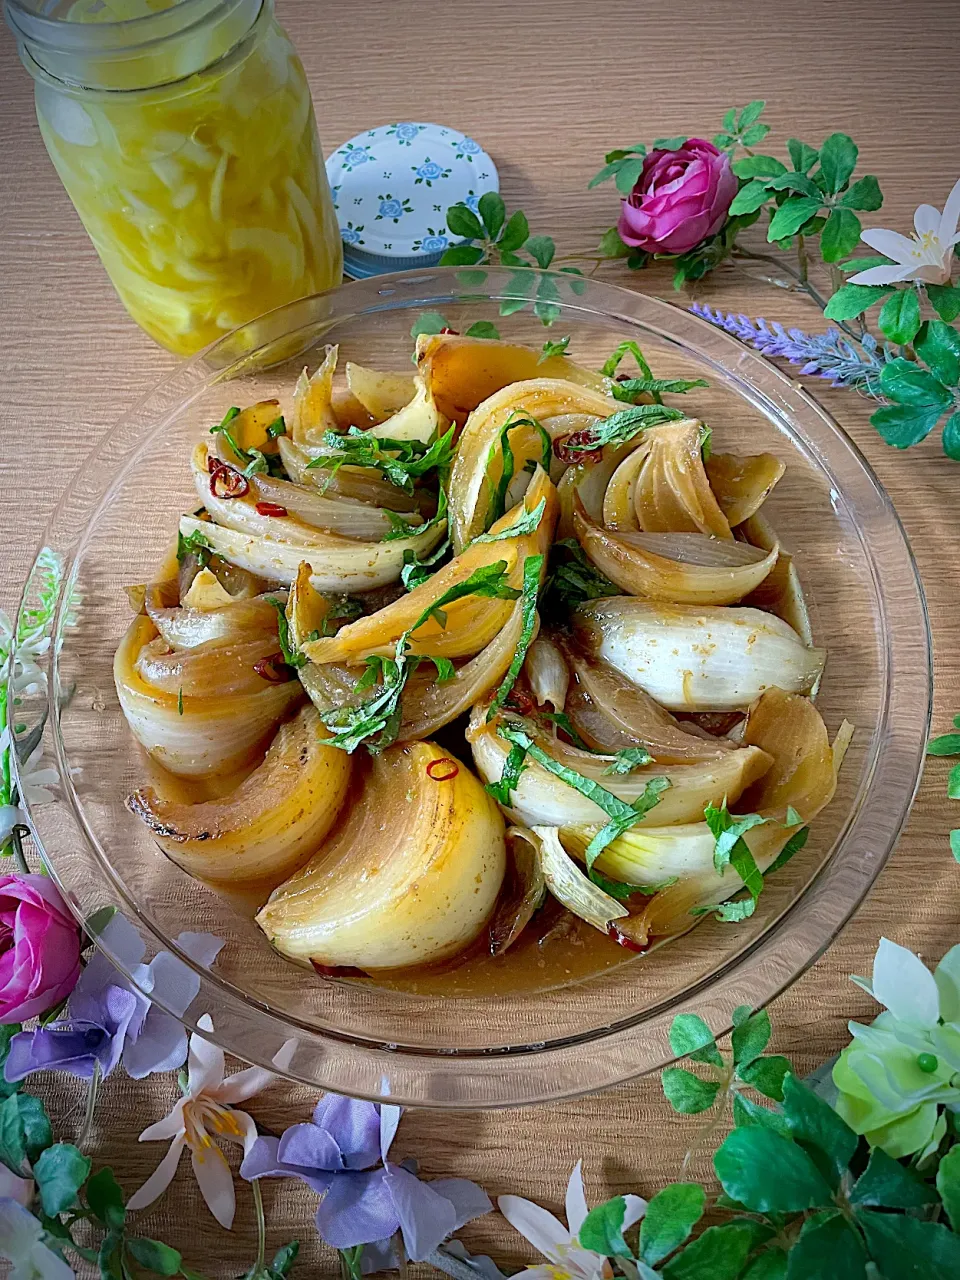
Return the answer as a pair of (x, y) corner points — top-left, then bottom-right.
(928, 716), (960, 859)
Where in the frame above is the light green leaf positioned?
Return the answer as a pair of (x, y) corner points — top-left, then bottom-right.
(127, 1239), (182, 1276)
(578, 1196), (631, 1259)
(661, 1223), (758, 1280)
(741, 123), (771, 147)
(588, 160), (624, 189)
(949, 762), (960, 799)
(936, 1144), (960, 1229)
(742, 1251), (787, 1280)
(662, 1067), (721, 1114)
(713, 132), (736, 149)
(526, 235), (556, 269)
(764, 172), (823, 199)
(951, 828), (960, 861)
(446, 203), (484, 240)
(731, 1009), (771, 1067)
(738, 1055), (792, 1102)
(714, 1127), (834, 1212)
(669, 1013), (724, 1066)
(738, 99), (766, 127)
(768, 197), (825, 242)
(878, 289), (922, 344)
(787, 139), (819, 173)
(477, 191), (506, 240)
(850, 1146), (939, 1208)
(729, 180), (774, 216)
(733, 155), (787, 179)
(818, 133), (859, 194)
(653, 135), (689, 151)
(926, 282), (960, 323)
(824, 283), (894, 321)
(840, 175), (883, 211)
(821, 208), (863, 263)
(34, 1143), (91, 1216)
(615, 157), (647, 195)
(781, 1073), (858, 1186)
(857, 1209), (960, 1279)
(410, 311), (448, 339)
(928, 733), (960, 756)
(271, 1241), (300, 1278)
(916, 320), (960, 386)
(440, 244), (485, 267)
(638, 1183), (706, 1266)
(945, 413), (960, 461)
(464, 320), (501, 341)
(787, 1212), (868, 1280)
(871, 402), (944, 449)
(598, 227), (631, 258)
(733, 1091), (792, 1136)
(880, 356), (953, 408)
(497, 210), (530, 252)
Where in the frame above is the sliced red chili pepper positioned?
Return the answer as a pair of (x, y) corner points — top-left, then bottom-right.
(426, 757), (459, 782)
(439, 326), (460, 335)
(207, 454), (221, 474)
(504, 686), (534, 715)
(256, 501), (288, 517)
(553, 432), (601, 465)
(606, 923), (647, 953)
(209, 461), (249, 499)
(253, 653), (296, 683)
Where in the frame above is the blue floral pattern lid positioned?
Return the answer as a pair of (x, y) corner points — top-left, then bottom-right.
(325, 123), (499, 278)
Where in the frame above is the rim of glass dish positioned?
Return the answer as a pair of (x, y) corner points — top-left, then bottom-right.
(14, 268), (932, 1108)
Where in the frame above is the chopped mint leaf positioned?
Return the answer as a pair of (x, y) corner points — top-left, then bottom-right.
(485, 740), (530, 806)
(610, 376), (708, 403)
(176, 528), (213, 567)
(309, 425), (456, 494)
(540, 336), (571, 362)
(601, 340), (656, 381)
(411, 560), (520, 635)
(319, 596), (363, 637)
(265, 415), (286, 439)
(487, 413), (551, 527)
(470, 498), (546, 545)
(704, 799), (767, 905)
(542, 710), (591, 751)
(177, 687), (183, 716)
(559, 403), (685, 455)
(401, 538), (451, 591)
(785, 805), (803, 826)
(265, 596), (305, 669)
(603, 747), (654, 775)
(486, 555), (544, 720)
(545, 538), (619, 610)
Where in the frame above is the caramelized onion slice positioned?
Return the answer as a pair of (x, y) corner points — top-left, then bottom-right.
(276, 440), (420, 512)
(146, 581), (279, 651)
(127, 705), (351, 886)
(574, 500), (778, 606)
(115, 616), (301, 777)
(706, 451), (785, 527)
(250, 472), (422, 541)
(738, 512), (813, 647)
(447, 378), (617, 549)
(634, 420), (732, 540)
(416, 332), (610, 427)
(177, 514), (444, 595)
(530, 825), (627, 934)
(303, 467), (556, 663)
(291, 345), (339, 444)
(135, 632), (286, 697)
(211, 399), (284, 469)
(257, 742), (506, 971)
(524, 635), (569, 710)
(573, 597), (825, 712)
(346, 362), (417, 421)
(556, 441), (637, 540)
(488, 826), (547, 956)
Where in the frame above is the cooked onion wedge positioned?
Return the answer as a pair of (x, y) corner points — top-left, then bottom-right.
(602, 444), (649, 531)
(126, 705), (351, 886)
(530, 825), (628, 934)
(303, 467), (556, 663)
(346, 362), (417, 421)
(416, 333), (610, 427)
(177, 513), (444, 594)
(524, 635), (569, 710)
(364, 377), (445, 445)
(574, 501), (778, 606)
(291, 345), (339, 444)
(573, 597), (825, 711)
(563, 821), (718, 886)
(738, 512), (813, 646)
(634, 420), (732, 539)
(447, 378), (617, 549)
(257, 742), (506, 970)
(471, 708), (771, 829)
(706, 452), (786, 527)
(556, 441), (637, 539)
(276, 440), (421, 512)
(115, 616), (301, 777)
(489, 826), (547, 955)
(562, 646), (734, 762)
(212, 399), (284, 469)
(145, 581), (279, 650)
(135, 632), (284, 697)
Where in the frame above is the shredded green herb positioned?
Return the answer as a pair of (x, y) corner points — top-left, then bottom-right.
(486, 555), (544, 720)
(319, 596), (364, 637)
(600, 340), (657, 382)
(484, 741), (531, 806)
(590, 869), (676, 900)
(704, 799), (767, 900)
(307, 426), (456, 495)
(176, 528), (213, 567)
(541, 710), (591, 751)
(470, 497), (546, 545)
(539, 336), (571, 362)
(401, 538), (452, 591)
(265, 596), (305, 669)
(177, 687), (184, 716)
(486, 413), (552, 528)
(382, 487), (448, 544)
(559, 403), (686, 455)
(544, 538), (619, 611)
(266, 415), (286, 439)
(764, 825), (810, 878)
(610, 376), (709, 404)
(603, 747), (654, 775)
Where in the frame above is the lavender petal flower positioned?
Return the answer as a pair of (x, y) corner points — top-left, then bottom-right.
(689, 302), (888, 391)
(315, 1169), (401, 1249)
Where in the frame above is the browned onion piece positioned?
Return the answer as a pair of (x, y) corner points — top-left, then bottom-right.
(249, 472), (422, 541)
(524, 634), (569, 710)
(738, 512), (813, 647)
(634, 420), (732, 539)
(488, 827), (547, 956)
(135, 633), (286, 697)
(277, 438), (421, 512)
(573, 497), (778, 606)
(561, 643), (734, 763)
(145, 580), (280, 650)
(705, 451), (785, 527)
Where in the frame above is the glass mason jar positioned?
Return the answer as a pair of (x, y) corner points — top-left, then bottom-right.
(6, 0), (343, 356)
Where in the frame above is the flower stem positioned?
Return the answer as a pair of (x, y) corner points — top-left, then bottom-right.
(796, 234), (809, 284)
(338, 1247), (364, 1280)
(252, 1179), (266, 1278)
(10, 825), (30, 876)
(76, 1060), (101, 1151)
(730, 245), (864, 342)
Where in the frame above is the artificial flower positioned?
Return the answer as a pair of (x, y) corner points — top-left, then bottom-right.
(0, 1199), (74, 1279)
(0, 610), (48, 700)
(848, 177), (960, 285)
(0, 1167), (33, 1209)
(241, 1092), (492, 1262)
(5, 914), (223, 1082)
(617, 139), (736, 256)
(0, 874), (81, 1024)
(833, 937), (960, 1157)
(499, 1162), (646, 1280)
(128, 1014), (293, 1229)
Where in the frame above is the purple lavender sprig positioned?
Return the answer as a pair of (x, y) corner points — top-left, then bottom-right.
(690, 303), (887, 393)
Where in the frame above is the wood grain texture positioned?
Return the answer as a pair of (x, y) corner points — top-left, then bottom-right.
(1, 0), (959, 1273)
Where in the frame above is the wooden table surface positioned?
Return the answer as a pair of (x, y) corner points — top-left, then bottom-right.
(2, 0), (959, 1273)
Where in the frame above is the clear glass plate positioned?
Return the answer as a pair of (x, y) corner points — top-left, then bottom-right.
(11, 267), (931, 1107)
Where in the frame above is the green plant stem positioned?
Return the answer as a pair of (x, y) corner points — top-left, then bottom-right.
(338, 1246), (364, 1280)
(796, 234), (809, 284)
(252, 1179), (266, 1278)
(10, 825), (29, 876)
(77, 1060), (101, 1151)
(730, 245), (865, 342)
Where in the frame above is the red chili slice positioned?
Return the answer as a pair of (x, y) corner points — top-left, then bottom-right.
(253, 653), (296, 683)
(606, 923), (647, 953)
(426, 757), (459, 782)
(554, 431), (601, 465)
(256, 501), (288, 517)
(209, 461), (249, 499)
(439, 326), (460, 335)
(504, 686), (534, 715)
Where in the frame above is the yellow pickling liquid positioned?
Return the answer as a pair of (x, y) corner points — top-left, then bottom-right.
(34, 0), (343, 354)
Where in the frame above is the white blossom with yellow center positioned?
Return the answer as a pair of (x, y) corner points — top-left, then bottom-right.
(848, 176), (960, 287)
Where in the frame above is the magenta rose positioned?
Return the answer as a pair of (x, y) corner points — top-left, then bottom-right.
(617, 138), (737, 256)
(0, 874), (81, 1023)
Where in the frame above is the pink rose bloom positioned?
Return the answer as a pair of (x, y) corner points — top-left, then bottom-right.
(617, 138), (738, 256)
(0, 874), (81, 1023)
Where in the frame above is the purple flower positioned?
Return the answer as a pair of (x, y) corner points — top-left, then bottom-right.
(4, 913), (222, 1083)
(241, 1094), (491, 1263)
